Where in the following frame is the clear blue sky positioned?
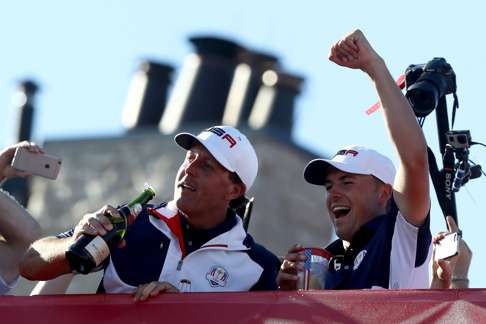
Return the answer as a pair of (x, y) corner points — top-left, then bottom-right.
(1, 1), (485, 287)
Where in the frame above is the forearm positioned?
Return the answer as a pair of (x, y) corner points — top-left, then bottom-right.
(366, 59), (430, 224)
(366, 59), (428, 165)
(0, 189), (42, 282)
(0, 189), (41, 247)
(20, 236), (74, 280)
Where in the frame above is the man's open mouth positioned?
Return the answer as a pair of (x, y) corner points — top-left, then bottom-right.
(332, 206), (351, 219)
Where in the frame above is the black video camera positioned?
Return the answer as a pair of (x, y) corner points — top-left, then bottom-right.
(405, 57), (457, 117)
(444, 130), (482, 192)
(446, 130), (471, 150)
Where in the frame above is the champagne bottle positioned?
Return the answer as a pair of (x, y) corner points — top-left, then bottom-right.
(66, 185), (156, 274)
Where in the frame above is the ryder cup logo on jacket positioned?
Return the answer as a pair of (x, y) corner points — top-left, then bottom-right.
(353, 250), (367, 270)
(206, 265), (229, 287)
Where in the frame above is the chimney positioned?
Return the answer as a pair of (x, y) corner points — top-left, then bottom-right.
(2, 80), (40, 206)
(248, 70), (304, 140)
(223, 50), (279, 127)
(160, 36), (243, 134)
(122, 60), (174, 130)
(14, 80), (39, 141)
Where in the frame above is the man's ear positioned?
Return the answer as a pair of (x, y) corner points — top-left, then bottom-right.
(227, 182), (246, 201)
(378, 183), (393, 206)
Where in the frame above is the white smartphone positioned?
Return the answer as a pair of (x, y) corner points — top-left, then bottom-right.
(434, 232), (460, 260)
(11, 147), (62, 180)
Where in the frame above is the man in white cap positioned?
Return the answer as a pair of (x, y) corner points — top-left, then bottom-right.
(21, 126), (280, 298)
(278, 29), (432, 289)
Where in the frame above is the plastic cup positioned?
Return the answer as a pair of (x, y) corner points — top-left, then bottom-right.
(297, 247), (331, 290)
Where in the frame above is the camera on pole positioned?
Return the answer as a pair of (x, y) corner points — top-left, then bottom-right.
(404, 58), (483, 225)
(405, 58), (457, 118)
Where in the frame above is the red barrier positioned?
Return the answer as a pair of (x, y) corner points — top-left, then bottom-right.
(2, 289), (486, 324)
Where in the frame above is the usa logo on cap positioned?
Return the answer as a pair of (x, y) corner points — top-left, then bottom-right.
(205, 126), (238, 148)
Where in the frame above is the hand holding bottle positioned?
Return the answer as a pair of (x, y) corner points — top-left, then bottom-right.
(66, 185), (156, 274)
(73, 205), (120, 241)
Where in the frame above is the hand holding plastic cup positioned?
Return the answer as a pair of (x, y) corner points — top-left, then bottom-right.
(297, 247), (331, 290)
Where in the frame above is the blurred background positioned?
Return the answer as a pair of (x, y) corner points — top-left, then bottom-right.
(1, 1), (485, 290)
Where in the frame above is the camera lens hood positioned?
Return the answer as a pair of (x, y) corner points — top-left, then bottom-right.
(406, 81), (439, 117)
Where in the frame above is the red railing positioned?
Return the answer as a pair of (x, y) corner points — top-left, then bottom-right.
(1, 289), (486, 323)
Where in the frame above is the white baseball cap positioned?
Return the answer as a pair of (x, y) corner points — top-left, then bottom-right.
(304, 145), (396, 186)
(174, 126), (258, 192)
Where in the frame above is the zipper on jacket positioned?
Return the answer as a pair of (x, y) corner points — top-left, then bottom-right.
(177, 258), (183, 270)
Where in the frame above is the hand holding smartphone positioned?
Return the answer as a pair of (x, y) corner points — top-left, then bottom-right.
(11, 147), (62, 180)
(434, 232), (460, 261)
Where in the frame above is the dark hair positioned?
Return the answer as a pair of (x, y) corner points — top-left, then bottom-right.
(228, 172), (247, 211)
(229, 171), (243, 185)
